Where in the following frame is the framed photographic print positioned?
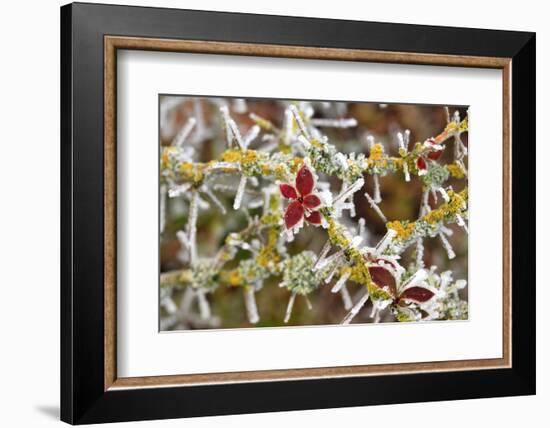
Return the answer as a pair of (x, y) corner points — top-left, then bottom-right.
(60, 2), (536, 424)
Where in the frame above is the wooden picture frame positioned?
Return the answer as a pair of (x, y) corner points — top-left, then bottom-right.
(61, 2), (535, 424)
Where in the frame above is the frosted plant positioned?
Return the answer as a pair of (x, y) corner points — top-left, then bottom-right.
(160, 99), (468, 329)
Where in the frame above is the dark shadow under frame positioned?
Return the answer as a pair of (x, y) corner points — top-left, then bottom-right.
(61, 2), (535, 424)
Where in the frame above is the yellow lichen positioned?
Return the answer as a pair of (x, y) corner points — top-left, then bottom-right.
(241, 150), (258, 166)
(220, 269), (242, 287)
(160, 147), (177, 169)
(445, 121), (459, 133)
(446, 162), (466, 178)
(423, 188), (468, 224)
(310, 139), (324, 149)
(326, 217), (351, 247)
(368, 143), (384, 161)
(221, 149), (242, 163)
(256, 228), (281, 268)
(386, 220), (415, 240)
(290, 157), (304, 173)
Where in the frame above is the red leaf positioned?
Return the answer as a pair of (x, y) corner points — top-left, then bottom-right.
(302, 194), (321, 209)
(399, 286), (435, 303)
(279, 183), (298, 199)
(284, 200), (304, 229)
(427, 150), (443, 160)
(295, 165), (315, 196)
(368, 265), (397, 297)
(305, 211), (322, 225)
(416, 157), (427, 170)
(424, 138), (442, 161)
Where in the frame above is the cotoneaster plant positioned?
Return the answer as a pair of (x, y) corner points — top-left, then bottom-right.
(159, 100), (469, 329)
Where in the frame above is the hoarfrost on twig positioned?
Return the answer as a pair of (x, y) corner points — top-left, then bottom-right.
(187, 191), (199, 267)
(244, 286), (260, 324)
(243, 124), (260, 148)
(415, 238), (424, 268)
(340, 285), (353, 310)
(310, 118), (357, 128)
(342, 290), (370, 325)
(284, 292), (297, 323)
(233, 175), (247, 210)
(331, 270), (351, 293)
(172, 117), (196, 148)
(197, 290), (211, 319)
(372, 174), (382, 203)
(364, 192), (387, 223)
(160, 185), (167, 234)
(202, 186), (226, 214)
(439, 232), (456, 259)
(374, 229), (397, 255)
(289, 104), (311, 140)
(333, 177), (364, 205)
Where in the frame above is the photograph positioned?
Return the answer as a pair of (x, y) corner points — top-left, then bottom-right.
(159, 96), (469, 330)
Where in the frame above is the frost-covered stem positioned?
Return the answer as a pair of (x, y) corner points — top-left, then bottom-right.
(284, 292), (297, 323)
(348, 195), (356, 217)
(324, 261), (342, 284)
(331, 270), (351, 293)
(397, 132), (406, 151)
(456, 214), (469, 233)
(374, 229), (397, 255)
(415, 238), (424, 268)
(454, 134), (462, 160)
(228, 119), (245, 150)
(233, 175), (247, 210)
(172, 117), (196, 148)
(340, 285), (353, 310)
(431, 188), (438, 204)
(372, 305), (382, 323)
(197, 290), (211, 319)
(168, 183), (192, 198)
(310, 118), (357, 128)
(202, 187), (226, 214)
(334, 178), (364, 205)
(191, 99), (205, 144)
(243, 124), (260, 148)
(187, 191), (199, 267)
(314, 247), (346, 271)
(220, 105), (233, 147)
(244, 286), (260, 324)
(437, 187), (450, 202)
(283, 108), (293, 144)
(233, 98), (248, 114)
(403, 161), (410, 182)
(439, 232), (456, 259)
(289, 105), (311, 140)
(161, 294), (178, 314)
(420, 189), (430, 216)
(160, 184), (167, 234)
(365, 192), (387, 222)
(372, 174), (382, 203)
(358, 217), (366, 239)
(342, 290), (370, 325)
(314, 239), (332, 269)
(401, 269), (428, 292)
(180, 286), (195, 314)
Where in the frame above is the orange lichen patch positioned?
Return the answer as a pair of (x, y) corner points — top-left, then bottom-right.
(220, 269), (242, 287)
(386, 220), (415, 240)
(446, 162), (466, 178)
(368, 143), (384, 161)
